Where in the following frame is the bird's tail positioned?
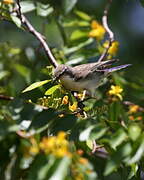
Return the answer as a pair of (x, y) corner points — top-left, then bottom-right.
(103, 64), (132, 73)
(96, 64), (131, 73)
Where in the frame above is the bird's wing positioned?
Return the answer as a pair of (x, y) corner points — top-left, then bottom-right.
(72, 59), (119, 80)
(72, 63), (98, 80)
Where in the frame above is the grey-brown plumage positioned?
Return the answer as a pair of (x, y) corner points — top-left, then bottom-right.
(54, 59), (131, 97)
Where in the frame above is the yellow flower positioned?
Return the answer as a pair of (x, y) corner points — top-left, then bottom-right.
(129, 105), (139, 114)
(91, 20), (100, 29)
(69, 102), (78, 112)
(39, 136), (56, 154)
(89, 20), (105, 40)
(79, 157), (88, 165)
(137, 116), (142, 121)
(129, 115), (135, 121)
(3, 0), (14, 4)
(39, 131), (70, 158)
(58, 114), (65, 118)
(29, 146), (39, 155)
(29, 137), (39, 155)
(108, 85), (123, 100)
(62, 95), (69, 105)
(77, 149), (84, 156)
(103, 41), (119, 56)
(57, 131), (67, 139)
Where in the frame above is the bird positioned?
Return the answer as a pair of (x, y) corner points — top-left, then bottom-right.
(54, 59), (131, 98)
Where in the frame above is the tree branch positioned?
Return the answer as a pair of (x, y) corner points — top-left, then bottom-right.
(15, 0), (58, 68)
(98, 0), (114, 62)
(0, 94), (14, 101)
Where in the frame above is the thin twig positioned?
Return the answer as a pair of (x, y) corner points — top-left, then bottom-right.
(98, 0), (114, 62)
(15, 0), (58, 68)
(0, 95), (14, 101)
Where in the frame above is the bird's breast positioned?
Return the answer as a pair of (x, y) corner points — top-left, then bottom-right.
(59, 74), (103, 93)
(60, 75), (84, 91)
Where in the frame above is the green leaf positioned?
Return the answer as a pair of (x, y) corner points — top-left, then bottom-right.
(28, 155), (55, 180)
(128, 164), (138, 180)
(49, 157), (71, 180)
(74, 10), (91, 21)
(20, 1), (36, 13)
(62, 0), (77, 14)
(0, 71), (10, 80)
(36, 2), (53, 17)
(109, 101), (121, 121)
(63, 20), (90, 27)
(0, 120), (20, 141)
(128, 124), (141, 141)
(86, 139), (93, 149)
(45, 85), (60, 95)
(89, 124), (108, 140)
(70, 30), (88, 41)
(15, 64), (30, 81)
(104, 142), (132, 176)
(64, 38), (93, 55)
(22, 80), (51, 93)
(109, 129), (127, 149)
(10, 15), (21, 28)
(140, 0), (144, 7)
(127, 134), (144, 164)
(79, 125), (95, 141)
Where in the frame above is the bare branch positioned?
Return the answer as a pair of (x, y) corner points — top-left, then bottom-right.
(98, 0), (114, 62)
(0, 94), (14, 101)
(15, 0), (58, 68)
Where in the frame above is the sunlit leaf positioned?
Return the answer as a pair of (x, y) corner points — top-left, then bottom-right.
(49, 157), (71, 180)
(74, 10), (91, 21)
(22, 80), (51, 93)
(63, 20), (90, 27)
(20, 1), (36, 13)
(45, 85), (60, 95)
(109, 129), (127, 149)
(0, 71), (10, 80)
(79, 125), (95, 141)
(128, 124), (141, 141)
(70, 30), (88, 40)
(36, 2), (53, 17)
(89, 124), (108, 140)
(11, 15), (21, 28)
(64, 38), (93, 55)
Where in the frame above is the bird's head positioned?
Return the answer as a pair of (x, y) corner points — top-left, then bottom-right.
(53, 64), (72, 81)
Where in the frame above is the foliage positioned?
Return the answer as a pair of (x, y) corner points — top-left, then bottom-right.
(0, 0), (144, 180)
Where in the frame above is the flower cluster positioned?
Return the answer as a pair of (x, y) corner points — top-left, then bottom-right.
(129, 105), (140, 114)
(128, 104), (143, 121)
(39, 131), (71, 157)
(3, 0), (14, 4)
(61, 95), (78, 112)
(103, 41), (119, 56)
(89, 20), (106, 40)
(62, 95), (69, 105)
(69, 101), (78, 112)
